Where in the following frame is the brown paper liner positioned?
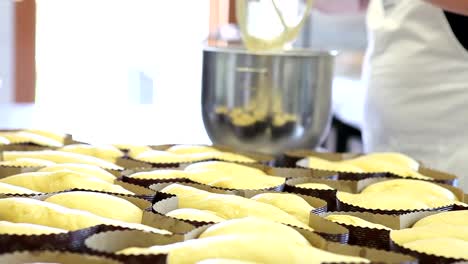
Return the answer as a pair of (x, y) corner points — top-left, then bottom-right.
(83, 221), (414, 264)
(119, 169), (286, 196)
(335, 179), (463, 214)
(292, 228), (417, 264)
(118, 144), (275, 169)
(149, 178), (284, 198)
(390, 239), (466, 264)
(337, 199), (453, 215)
(4, 189), (194, 236)
(152, 188), (348, 243)
(112, 180), (156, 200)
(283, 149), (458, 186)
(285, 177), (340, 211)
(0, 250), (123, 264)
(84, 229), (174, 264)
(320, 218), (391, 250)
(152, 194), (217, 227)
(319, 210), (445, 252)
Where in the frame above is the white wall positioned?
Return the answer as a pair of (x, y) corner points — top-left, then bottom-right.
(0, 0), (14, 103)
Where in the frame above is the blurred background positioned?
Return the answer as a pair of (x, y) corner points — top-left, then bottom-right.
(0, 0), (367, 151)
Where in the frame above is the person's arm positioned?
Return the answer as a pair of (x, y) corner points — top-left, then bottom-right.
(425, 0), (468, 15)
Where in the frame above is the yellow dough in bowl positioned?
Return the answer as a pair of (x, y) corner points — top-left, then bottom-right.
(0, 197), (170, 234)
(0, 171), (133, 195)
(60, 144), (124, 162)
(0, 158), (56, 167)
(413, 210), (468, 228)
(0, 221), (67, 235)
(3, 150), (123, 170)
(199, 217), (310, 246)
(45, 191), (143, 223)
(129, 170), (189, 180)
(300, 157), (364, 173)
(38, 163), (116, 183)
(325, 214), (391, 230)
(295, 183), (334, 190)
(250, 193), (314, 224)
(161, 184), (310, 230)
(166, 208), (226, 223)
(0, 182), (40, 194)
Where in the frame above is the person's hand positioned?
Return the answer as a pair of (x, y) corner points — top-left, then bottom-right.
(314, 0), (369, 14)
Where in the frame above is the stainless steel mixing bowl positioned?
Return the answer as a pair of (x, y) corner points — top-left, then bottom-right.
(202, 46), (335, 155)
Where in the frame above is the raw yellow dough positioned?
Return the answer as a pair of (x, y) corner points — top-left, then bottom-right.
(300, 153), (428, 179)
(131, 162), (282, 189)
(230, 113), (256, 127)
(23, 129), (67, 144)
(347, 152), (419, 171)
(0, 136), (9, 145)
(119, 234), (369, 264)
(129, 170), (189, 180)
(337, 192), (433, 210)
(413, 211), (468, 228)
(0, 182), (39, 195)
(161, 184), (310, 230)
(135, 146), (256, 164)
(199, 217), (310, 246)
(0, 197), (170, 234)
(196, 259), (259, 264)
(0, 221), (67, 235)
(45, 191), (143, 223)
(236, 0), (314, 52)
(3, 150), (123, 170)
(184, 161), (284, 190)
(60, 144), (124, 162)
(295, 183), (334, 190)
(0, 171), (133, 195)
(115, 144), (153, 158)
(136, 150), (208, 163)
(390, 224), (468, 244)
(391, 224), (468, 259)
(402, 238), (468, 260)
(166, 208), (226, 223)
(301, 157), (364, 173)
(38, 163), (116, 183)
(325, 214), (391, 230)
(361, 179), (457, 206)
(250, 193), (313, 224)
(343, 157), (429, 180)
(166, 145), (218, 154)
(0, 158), (56, 167)
(0, 131), (63, 147)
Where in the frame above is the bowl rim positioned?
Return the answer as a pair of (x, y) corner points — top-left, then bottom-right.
(203, 45), (338, 57)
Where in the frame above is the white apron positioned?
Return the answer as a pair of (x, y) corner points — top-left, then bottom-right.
(362, 0), (468, 191)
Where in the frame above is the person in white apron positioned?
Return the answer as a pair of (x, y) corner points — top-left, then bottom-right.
(362, 0), (468, 191)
